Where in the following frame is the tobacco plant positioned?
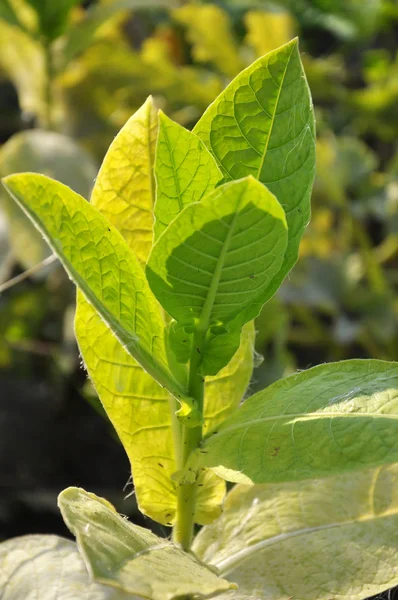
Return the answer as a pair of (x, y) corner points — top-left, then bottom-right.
(1, 39), (398, 600)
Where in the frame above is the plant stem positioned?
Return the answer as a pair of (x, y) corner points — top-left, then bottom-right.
(43, 39), (54, 130)
(172, 327), (206, 551)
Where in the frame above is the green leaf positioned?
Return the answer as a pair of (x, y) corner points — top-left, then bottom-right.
(195, 359), (398, 484)
(25, 0), (80, 40)
(154, 111), (222, 240)
(91, 96), (158, 265)
(204, 321), (255, 435)
(58, 487), (235, 600)
(2, 173), (187, 404)
(0, 535), (130, 599)
(194, 38), (316, 318)
(147, 176), (288, 332)
(193, 464), (398, 600)
(0, 130), (97, 270)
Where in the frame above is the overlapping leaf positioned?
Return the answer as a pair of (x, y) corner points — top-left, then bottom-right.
(58, 487), (235, 600)
(90, 96), (158, 264)
(193, 464), (398, 600)
(154, 111), (221, 239)
(0, 535), (130, 599)
(194, 38), (316, 321)
(195, 359), (398, 484)
(147, 176), (288, 330)
(2, 173), (185, 402)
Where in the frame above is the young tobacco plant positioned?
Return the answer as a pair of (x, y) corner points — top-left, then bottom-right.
(1, 39), (398, 600)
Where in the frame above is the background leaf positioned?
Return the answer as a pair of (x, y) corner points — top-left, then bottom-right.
(196, 359), (398, 484)
(154, 111), (221, 240)
(194, 38), (316, 319)
(193, 464), (398, 600)
(0, 129), (97, 270)
(58, 487), (235, 600)
(0, 534), (131, 599)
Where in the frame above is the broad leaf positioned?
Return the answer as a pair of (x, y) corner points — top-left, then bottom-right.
(194, 38), (316, 319)
(0, 535), (130, 599)
(154, 111), (221, 240)
(193, 464), (398, 600)
(91, 96), (158, 264)
(204, 321), (254, 435)
(76, 294), (225, 525)
(173, 4), (243, 77)
(245, 10), (296, 57)
(0, 19), (45, 122)
(0, 130), (97, 270)
(58, 487), (235, 600)
(147, 176), (288, 331)
(195, 359), (398, 484)
(2, 173), (187, 403)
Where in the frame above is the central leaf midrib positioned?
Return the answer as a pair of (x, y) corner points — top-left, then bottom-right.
(197, 190), (245, 332)
(205, 410), (398, 440)
(256, 43), (295, 180)
(164, 125), (184, 212)
(215, 508), (398, 576)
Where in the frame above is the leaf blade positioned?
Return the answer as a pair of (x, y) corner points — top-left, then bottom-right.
(147, 176), (288, 330)
(197, 359), (398, 484)
(193, 465), (398, 600)
(154, 111), (222, 239)
(194, 38), (316, 314)
(58, 487), (235, 600)
(2, 173), (186, 402)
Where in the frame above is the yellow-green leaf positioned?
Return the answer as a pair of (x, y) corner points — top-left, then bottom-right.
(245, 10), (296, 57)
(196, 359), (398, 485)
(0, 19), (45, 122)
(2, 173), (185, 402)
(193, 465), (398, 600)
(173, 3), (243, 77)
(58, 487), (235, 600)
(90, 96), (158, 264)
(204, 321), (255, 435)
(154, 111), (221, 240)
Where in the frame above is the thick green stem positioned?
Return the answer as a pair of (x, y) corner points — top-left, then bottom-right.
(172, 328), (206, 551)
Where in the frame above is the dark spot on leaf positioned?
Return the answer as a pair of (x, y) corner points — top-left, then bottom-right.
(271, 446), (281, 457)
(196, 347), (201, 354)
(158, 462), (164, 468)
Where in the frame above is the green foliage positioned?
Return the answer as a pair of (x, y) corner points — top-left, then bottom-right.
(1, 10), (397, 599)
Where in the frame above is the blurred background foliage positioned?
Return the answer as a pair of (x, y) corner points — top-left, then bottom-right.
(0, 1), (397, 594)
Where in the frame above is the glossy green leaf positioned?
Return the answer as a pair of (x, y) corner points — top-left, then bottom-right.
(91, 96), (158, 265)
(58, 487), (235, 600)
(196, 359), (398, 484)
(0, 130), (97, 270)
(193, 464), (398, 600)
(194, 38), (316, 319)
(0, 535), (130, 599)
(147, 176), (288, 331)
(154, 111), (221, 240)
(204, 321), (255, 435)
(2, 173), (187, 403)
